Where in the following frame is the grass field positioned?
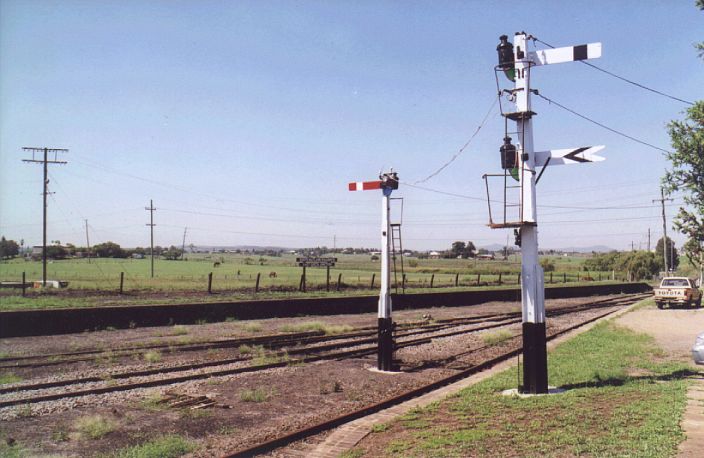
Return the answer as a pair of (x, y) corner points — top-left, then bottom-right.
(350, 313), (693, 457)
(0, 253), (614, 291)
(0, 253), (624, 310)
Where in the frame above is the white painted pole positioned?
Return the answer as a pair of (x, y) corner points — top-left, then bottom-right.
(379, 191), (392, 319)
(514, 32), (547, 393)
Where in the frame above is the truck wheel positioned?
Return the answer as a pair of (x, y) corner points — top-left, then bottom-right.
(656, 302), (663, 310)
(697, 298), (702, 308)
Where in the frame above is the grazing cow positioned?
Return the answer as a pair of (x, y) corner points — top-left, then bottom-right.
(213, 261), (221, 268)
(269, 271), (277, 278)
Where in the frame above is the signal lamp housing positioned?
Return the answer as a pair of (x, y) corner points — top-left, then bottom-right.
(497, 35), (515, 82)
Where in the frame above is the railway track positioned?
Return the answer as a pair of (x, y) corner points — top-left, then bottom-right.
(0, 294), (645, 410)
(0, 294), (645, 370)
(224, 294), (646, 457)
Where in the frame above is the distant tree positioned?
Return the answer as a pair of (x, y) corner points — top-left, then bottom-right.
(662, 2), (704, 272)
(615, 251), (659, 281)
(655, 237), (679, 272)
(450, 241), (466, 258)
(162, 246), (184, 260)
(477, 248), (489, 255)
(465, 241), (477, 258)
(133, 247), (146, 255)
(45, 244), (67, 260)
(584, 251), (620, 272)
(0, 237), (20, 259)
(93, 241), (127, 258)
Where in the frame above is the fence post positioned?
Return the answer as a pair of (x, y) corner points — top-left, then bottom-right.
(563, 273), (567, 283)
(498, 272), (502, 285)
(22, 272), (26, 297)
(430, 274), (434, 288)
(301, 266), (307, 292)
(326, 266), (330, 292)
(455, 273), (459, 287)
(119, 272), (124, 294)
(370, 273), (375, 289)
(337, 273), (342, 291)
(255, 273), (261, 293)
(598, 272), (602, 281)
(476, 273), (481, 285)
(402, 273), (407, 292)
(518, 272), (521, 284)
(208, 272), (213, 294)
(549, 272), (553, 283)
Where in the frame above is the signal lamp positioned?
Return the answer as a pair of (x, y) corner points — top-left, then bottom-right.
(497, 35), (515, 82)
(500, 137), (517, 169)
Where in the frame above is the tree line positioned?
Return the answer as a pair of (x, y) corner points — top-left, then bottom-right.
(0, 238), (184, 261)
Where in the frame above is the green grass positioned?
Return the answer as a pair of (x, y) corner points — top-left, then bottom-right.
(74, 414), (116, 440)
(241, 322), (262, 333)
(481, 329), (515, 346)
(279, 321), (354, 335)
(239, 387), (270, 402)
(362, 321), (693, 457)
(169, 325), (188, 336)
(106, 435), (195, 458)
(142, 350), (162, 363)
(0, 443), (28, 458)
(0, 254), (621, 311)
(0, 372), (23, 385)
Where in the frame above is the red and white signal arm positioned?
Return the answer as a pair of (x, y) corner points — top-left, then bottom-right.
(348, 180), (382, 191)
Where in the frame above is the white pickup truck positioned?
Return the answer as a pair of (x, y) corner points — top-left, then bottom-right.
(653, 277), (702, 309)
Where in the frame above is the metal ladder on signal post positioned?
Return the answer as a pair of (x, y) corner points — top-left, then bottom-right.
(390, 223), (405, 293)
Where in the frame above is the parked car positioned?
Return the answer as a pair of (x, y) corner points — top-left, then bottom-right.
(653, 277), (702, 309)
(692, 333), (704, 365)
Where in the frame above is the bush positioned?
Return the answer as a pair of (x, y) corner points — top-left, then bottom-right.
(74, 415), (115, 439)
(539, 258), (556, 272)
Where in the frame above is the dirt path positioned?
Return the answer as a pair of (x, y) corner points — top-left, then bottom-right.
(615, 305), (704, 457)
(615, 306), (704, 361)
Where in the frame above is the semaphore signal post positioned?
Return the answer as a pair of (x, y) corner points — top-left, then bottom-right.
(349, 169), (399, 372)
(490, 32), (605, 394)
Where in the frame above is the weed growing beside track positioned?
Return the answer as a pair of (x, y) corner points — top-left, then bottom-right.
(352, 321), (692, 457)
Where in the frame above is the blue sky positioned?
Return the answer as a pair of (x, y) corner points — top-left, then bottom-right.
(1, 0), (701, 251)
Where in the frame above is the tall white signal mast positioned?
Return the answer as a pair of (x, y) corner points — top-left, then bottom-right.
(491, 32), (605, 394)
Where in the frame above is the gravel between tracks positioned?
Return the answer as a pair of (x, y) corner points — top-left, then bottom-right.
(0, 295), (628, 457)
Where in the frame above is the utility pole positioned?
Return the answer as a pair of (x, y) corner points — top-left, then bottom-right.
(648, 228), (651, 252)
(181, 227), (187, 260)
(146, 200), (156, 278)
(349, 169), (399, 371)
(493, 33), (603, 394)
(85, 219), (91, 263)
(22, 147), (68, 286)
(653, 188), (673, 273)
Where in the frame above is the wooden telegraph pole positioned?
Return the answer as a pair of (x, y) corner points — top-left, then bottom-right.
(22, 147), (68, 286)
(146, 200), (156, 278)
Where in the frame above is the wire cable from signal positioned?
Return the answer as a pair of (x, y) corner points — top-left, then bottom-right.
(413, 94), (499, 184)
(532, 90), (672, 154)
(530, 36), (695, 106)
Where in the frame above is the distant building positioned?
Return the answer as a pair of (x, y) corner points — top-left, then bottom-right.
(429, 251), (441, 259)
(132, 253), (145, 259)
(477, 254), (495, 260)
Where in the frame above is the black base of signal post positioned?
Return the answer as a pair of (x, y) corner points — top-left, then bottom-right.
(521, 322), (548, 394)
(377, 317), (395, 371)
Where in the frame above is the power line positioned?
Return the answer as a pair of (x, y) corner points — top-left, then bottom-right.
(530, 36), (695, 106)
(413, 95), (499, 184)
(532, 90), (672, 154)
